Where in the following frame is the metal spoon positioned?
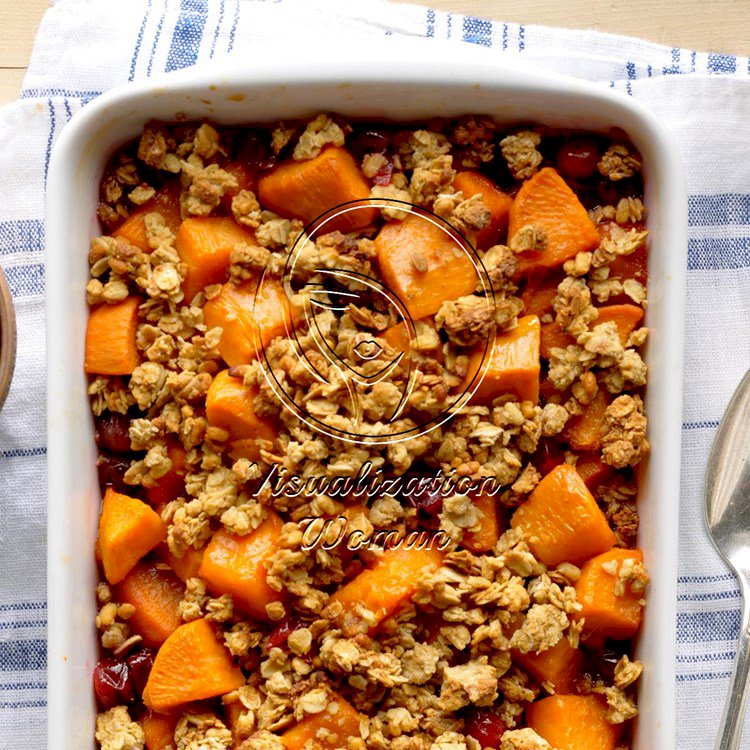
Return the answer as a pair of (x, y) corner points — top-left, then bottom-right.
(706, 368), (750, 750)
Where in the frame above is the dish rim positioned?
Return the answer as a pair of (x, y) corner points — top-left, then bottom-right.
(45, 49), (686, 750)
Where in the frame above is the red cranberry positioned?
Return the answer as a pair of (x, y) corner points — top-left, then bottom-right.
(405, 476), (443, 517)
(350, 129), (391, 157)
(267, 617), (302, 651)
(372, 159), (395, 187)
(556, 138), (600, 180)
(97, 454), (133, 494)
(93, 657), (134, 709)
(95, 412), (132, 454)
(126, 649), (155, 696)
(464, 708), (507, 747)
(533, 438), (566, 477)
(238, 133), (277, 172)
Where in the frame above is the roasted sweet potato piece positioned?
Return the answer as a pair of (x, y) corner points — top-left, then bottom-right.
(596, 303), (644, 343)
(143, 618), (245, 712)
(198, 512), (285, 621)
(527, 694), (620, 750)
(258, 147), (377, 233)
(573, 548), (647, 639)
(176, 217), (260, 302)
(520, 275), (561, 318)
(539, 321), (574, 360)
(515, 636), (584, 694)
(206, 370), (277, 459)
(145, 441), (187, 508)
(329, 546), (444, 633)
(203, 279), (293, 367)
(141, 712), (178, 750)
(574, 453), (614, 490)
(282, 692), (362, 750)
(601, 222), (648, 286)
(453, 170), (513, 249)
(463, 494), (503, 553)
(116, 563), (184, 647)
(114, 181), (182, 252)
(509, 168), (601, 272)
(510, 464), (615, 567)
(159, 544), (205, 582)
(84, 297), (141, 376)
(380, 318), (442, 363)
(97, 488), (167, 584)
(464, 315), (541, 404)
(562, 388), (610, 451)
(375, 213), (478, 320)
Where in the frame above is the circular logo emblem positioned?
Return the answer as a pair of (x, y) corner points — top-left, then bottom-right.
(254, 199), (495, 445)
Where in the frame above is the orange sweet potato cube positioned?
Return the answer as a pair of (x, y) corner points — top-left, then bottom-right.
(465, 315), (541, 404)
(463, 493), (503, 553)
(84, 297), (141, 376)
(258, 147), (377, 233)
(514, 636), (584, 694)
(527, 695), (620, 750)
(596, 303), (644, 343)
(510, 168), (601, 272)
(573, 547), (647, 639)
(97, 488), (167, 584)
(198, 512), (286, 622)
(375, 212), (479, 320)
(329, 546), (444, 633)
(176, 217), (261, 302)
(281, 692), (362, 750)
(143, 618), (245, 712)
(141, 712), (178, 750)
(203, 278), (294, 366)
(510, 464), (616, 567)
(562, 388), (610, 451)
(453, 170), (513, 249)
(116, 562), (184, 647)
(206, 370), (277, 459)
(113, 181), (182, 252)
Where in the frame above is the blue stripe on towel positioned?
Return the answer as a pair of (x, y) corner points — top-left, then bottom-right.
(165, 0), (209, 72)
(0, 220), (44, 256)
(462, 15), (492, 47)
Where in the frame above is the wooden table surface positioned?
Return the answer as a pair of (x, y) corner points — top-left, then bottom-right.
(2, 0), (749, 106)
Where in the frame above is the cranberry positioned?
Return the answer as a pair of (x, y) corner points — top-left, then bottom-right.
(238, 133), (277, 172)
(267, 617), (302, 651)
(95, 412), (132, 454)
(464, 708), (507, 747)
(533, 438), (566, 477)
(97, 453), (132, 494)
(556, 138), (600, 180)
(372, 159), (395, 187)
(583, 642), (628, 684)
(93, 657), (134, 709)
(126, 649), (155, 696)
(349, 129), (391, 158)
(405, 476), (443, 517)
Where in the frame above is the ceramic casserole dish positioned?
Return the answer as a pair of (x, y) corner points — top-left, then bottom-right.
(46, 44), (686, 749)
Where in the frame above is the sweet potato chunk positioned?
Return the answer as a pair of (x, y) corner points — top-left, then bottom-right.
(562, 388), (610, 451)
(143, 618), (245, 712)
(329, 546), (444, 633)
(574, 453), (614, 490)
(145, 440), (187, 508)
(464, 315), (541, 403)
(281, 692), (362, 750)
(375, 213), (478, 320)
(141, 712), (178, 750)
(84, 297), (141, 376)
(159, 543), (205, 582)
(596, 303), (644, 343)
(463, 494), (503, 553)
(198, 512), (285, 622)
(176, 217), (259, 302)
(97, 488), (167, 584)
(453, 170), (513, 249)
(114, 181), (182, 252)
(515, 636), (584, 694)
(509, 168), (600, 272)
(116, 563), (184, 647)
(203, 279), (293, 366)
(520, 276), (561, 318)
(574, 548), (646, 639)
(539, 321), (574, 360)
(510, 464), (615, 567)
(527, 695), (620, 750)
(206, 370), (277, 459)
(258, 147), (377, 232)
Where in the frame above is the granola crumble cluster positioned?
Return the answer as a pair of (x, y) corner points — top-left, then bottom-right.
(89, 115), (650, 750)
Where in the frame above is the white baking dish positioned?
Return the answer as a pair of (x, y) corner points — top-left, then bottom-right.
(46, 43), (686, 749)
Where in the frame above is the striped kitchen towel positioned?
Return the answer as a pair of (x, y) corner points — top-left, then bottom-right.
(1, 0), (749, 747)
